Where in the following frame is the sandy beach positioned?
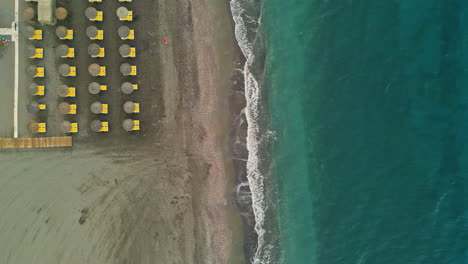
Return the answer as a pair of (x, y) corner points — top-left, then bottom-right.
(0, 0), (246, 263)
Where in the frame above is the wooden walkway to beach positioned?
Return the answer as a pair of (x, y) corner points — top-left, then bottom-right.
(0, 137), (72, 149)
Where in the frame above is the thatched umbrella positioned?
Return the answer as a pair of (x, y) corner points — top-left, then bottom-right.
(116, 7), (129, 19)
(88, 44), (101, 57)
(58, 64), (71, 77)
(28, 121), (39, 134)
(88, 63), (101, 76)
(88, 82), (101, 95)
(119, 44), (131, 57)
(120, 63), (132, 76)
(118, 26), (130, 39)
(56, 7), (68, 20)
(23, 7), (35, 21)
(57, 102), (71, 115)
(57, 84), (70, 98)
(27, 45), (37, 58)
(56, 26), (68, 39)
(90, 120), (103, 132)
(121, 82), (134, 94)
(28, 83), (39, 96)
(123, 101), (136, 114)
(27, 65), (38, 78)
(85, 7), (98, 20)
(86, 26), (98, 39)
(60, 120), (71, 133)
(122, 119), (134, 131)
(27, 101), (40, 114)
(90, 101), (103, 114)
(56, 44), (69, 57)
(24, 25), (36, 39)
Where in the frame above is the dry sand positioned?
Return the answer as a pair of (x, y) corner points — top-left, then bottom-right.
(0, 0), (245, 263)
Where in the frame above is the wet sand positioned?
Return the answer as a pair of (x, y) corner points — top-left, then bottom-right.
(0, 0), (245, 263)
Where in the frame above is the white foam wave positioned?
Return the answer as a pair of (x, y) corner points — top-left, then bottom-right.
(230, 0), (276, 262)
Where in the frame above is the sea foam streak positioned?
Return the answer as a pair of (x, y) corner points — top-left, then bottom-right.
(230, 0), (278, 263)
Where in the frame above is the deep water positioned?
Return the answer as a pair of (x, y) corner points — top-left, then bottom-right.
(263, 0), (468, 263)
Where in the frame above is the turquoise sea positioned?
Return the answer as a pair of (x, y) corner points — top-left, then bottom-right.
(235, 0), (468, 263)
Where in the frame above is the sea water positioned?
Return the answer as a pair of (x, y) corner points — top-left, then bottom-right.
(232, 0), (468, 263)
(261, 0), (468, 263)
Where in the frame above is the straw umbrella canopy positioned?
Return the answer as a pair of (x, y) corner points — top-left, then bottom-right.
(27, 45), (37, 58)
(57, 84), (70, 98)
(88, 82), (101, 95)
(88, 63), (101, 76)
(85, 7), (98, 20)
(86, 26), (98, 39)
(118, 26), (130, 39)
(27, 101), (40, 114)
(120, 63), (132, 76)
(28, 121), (39, 134)
(56, 7), (68, 20)
(121, 82), (134, 94)
(23, 7), (35, 21)
(24, 25), (35, 39)
(90, 101), (103, 114)
(58, 64), (71, 76)
(28, 83), (39, 96)
(57, 102), (71, 115)
(119, 44), (131, 57)
(88, 44), (101, 57)
(123, 101), (136, 114)
(60, 120), (71, 133)
(56, 44), (69, 57)
(116, 7), (129, 19)
(90, 120), (103, 132)
(122, 119), (134, 131)
(27, 65), (37, 78)
(56, 26), (68, 39)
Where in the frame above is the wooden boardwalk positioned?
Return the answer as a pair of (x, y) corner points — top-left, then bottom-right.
(0, 137), (73, 149)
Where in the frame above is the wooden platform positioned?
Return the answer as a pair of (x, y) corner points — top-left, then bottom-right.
(0, 137), (73, 149)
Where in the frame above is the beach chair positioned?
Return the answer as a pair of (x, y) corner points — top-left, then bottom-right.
(34, 67), (45, 78)
(120, 11), (133, 21)
(62, 47), (75, 58)
(132, 120), (140, 131)
(100, 122), (109, 132)
(95, 47), (105, 58)
(97, 66), (106, 76)
(130, 65), (137, 76)
(132, 84), (138, 91)
(30, 48), (43, 59)
(100, 85), (107, 91)
(68, 123), (78, 133)
(38, 104), (46, 110)
(35, 85), (45, 96)
(60, 29), (73, 40)
(92, 11), (104, 21)
(65, 66), (76, 77)
(66, 87), (76, 97)
(30, 30), (42, 40)
(100, 104), (108, 114)
(122, 29), (135, 40)
(119, 0), (132, 2)
(68, 104), (77, 115)
(37, 123), (46, 133)
(132, 103), (140, 113)
(89, 0), (102, 2)
(92, 30), (104, 40)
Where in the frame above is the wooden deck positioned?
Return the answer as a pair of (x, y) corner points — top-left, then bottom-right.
(0, 137), (73, 149)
